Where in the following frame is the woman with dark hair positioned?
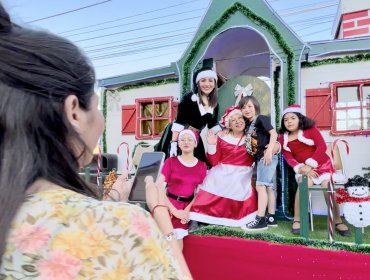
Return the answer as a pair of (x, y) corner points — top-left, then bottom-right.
(278, 105), (350, 237)
(155, 67), (221, 164)
(0, 3), (191, 279)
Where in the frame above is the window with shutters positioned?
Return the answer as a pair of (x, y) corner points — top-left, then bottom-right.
(135, 97), (178, 139)
(331, 80), (370, 135)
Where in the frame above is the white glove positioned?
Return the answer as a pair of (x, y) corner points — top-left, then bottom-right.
(169, 141), (178, 157)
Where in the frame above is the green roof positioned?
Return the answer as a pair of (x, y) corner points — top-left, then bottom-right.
(98, 63), (178, 88)
(307, 36), (370, 58)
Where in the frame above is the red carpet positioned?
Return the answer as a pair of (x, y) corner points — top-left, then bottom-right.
(183, 235), (370, 280)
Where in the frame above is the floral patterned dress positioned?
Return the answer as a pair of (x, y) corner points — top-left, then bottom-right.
(0, 188), (184, 280)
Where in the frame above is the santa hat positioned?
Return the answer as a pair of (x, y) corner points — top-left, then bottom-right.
(178, 129), (198, 145)
(282, 104), (303, 116)
(219, 106), (242, 128)
(195, 69), (218, 84)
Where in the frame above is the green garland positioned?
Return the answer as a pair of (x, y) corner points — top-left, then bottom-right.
(101, 78), (178, 153)
(302, 53), (370, 68)
(181, 2), (296, 105)
(111, 78), (178, 93)
(273, 67), (281, 130)
(192, 226), (370, 254)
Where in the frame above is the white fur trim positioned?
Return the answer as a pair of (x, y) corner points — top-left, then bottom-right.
(305, 158), (318, 168)
(221, 134), (245, 146)
(282, 106), (303, 116)
(173, 228), (188, 239)
(189, 211), (256, 227)
(275, 141), (282, 154)
(172, 122), (184, 132)
(177, 156), (198, 167)
(333, 173), (346, 183)
(295, 172), (346, 185)
(207, 144), (217, 155)
(293, 163), (304, 173)
(195, 70), (218, 84)
(178, 129), (198, 145)
(283, 132), (291, 152)
(297, 130), (314, 146)
(192, 94), (215, 116)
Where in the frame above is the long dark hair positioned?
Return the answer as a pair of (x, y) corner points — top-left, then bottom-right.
(0, 3), (96, 259)
(192, 67), (218, 108)
(279, 112), (316, 133)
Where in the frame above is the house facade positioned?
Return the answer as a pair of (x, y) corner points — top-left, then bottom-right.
(98, 0), (370, 182)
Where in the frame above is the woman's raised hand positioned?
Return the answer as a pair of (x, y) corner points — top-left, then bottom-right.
(207, 130), (217, 145)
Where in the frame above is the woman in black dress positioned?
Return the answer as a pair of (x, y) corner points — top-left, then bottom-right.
(155, 68), (221, 164)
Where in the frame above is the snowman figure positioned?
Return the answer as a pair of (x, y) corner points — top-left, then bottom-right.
(336, 175), (370, 228)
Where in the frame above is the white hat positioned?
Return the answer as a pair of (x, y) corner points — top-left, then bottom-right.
(178, 129), (198, 145)
(195, 69), (218, 84)
(282, 104), (303, 116)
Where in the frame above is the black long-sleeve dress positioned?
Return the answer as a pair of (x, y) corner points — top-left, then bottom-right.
(155, 92), (220, 163)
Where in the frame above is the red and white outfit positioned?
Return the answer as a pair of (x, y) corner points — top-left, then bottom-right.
(279, 127), (345, 184)
(189, 135), (258, 227)
(161, 156), (207, 239)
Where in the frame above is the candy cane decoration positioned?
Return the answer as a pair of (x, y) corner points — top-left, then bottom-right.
(97, 145), (102, 185)
(117, 141), (130, 172)
(328, 139), (349, 242)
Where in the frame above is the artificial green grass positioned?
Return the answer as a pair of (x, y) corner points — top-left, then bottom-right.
(191, 215), (370, 254)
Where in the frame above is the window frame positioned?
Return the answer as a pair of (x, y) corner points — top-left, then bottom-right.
(331, 79), (370, 135)
(135, 96), (175, 140)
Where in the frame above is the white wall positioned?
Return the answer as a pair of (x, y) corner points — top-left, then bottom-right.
(105, 83), (180, 173)
(301, 61), (370, 178)
(341, 0), (370, 14)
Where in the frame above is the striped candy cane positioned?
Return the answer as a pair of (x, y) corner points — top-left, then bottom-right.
(328, 139), (349, 242)
(117, 141), (130, 172)
(97, 145), (102, 185)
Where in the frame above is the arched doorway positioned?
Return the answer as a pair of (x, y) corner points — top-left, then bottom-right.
(199, 27), (274, 119)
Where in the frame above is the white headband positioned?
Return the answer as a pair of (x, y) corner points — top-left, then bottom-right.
(195, 70), (218, 84)
(178, 129), (198, 145)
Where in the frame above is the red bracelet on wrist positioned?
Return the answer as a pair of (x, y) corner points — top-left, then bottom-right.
(151, 204), (169, 217)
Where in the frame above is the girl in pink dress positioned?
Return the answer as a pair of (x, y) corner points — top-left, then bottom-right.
(189, 106), (258, 227)
(278, 105), (350, 236)
(161, 129), (207, 249)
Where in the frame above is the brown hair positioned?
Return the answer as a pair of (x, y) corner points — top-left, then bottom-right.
(238, 95), (261, 115)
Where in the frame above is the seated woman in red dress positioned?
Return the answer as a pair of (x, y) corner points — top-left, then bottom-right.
(189, 106), (258, 227)
(161, 129), (207, 250)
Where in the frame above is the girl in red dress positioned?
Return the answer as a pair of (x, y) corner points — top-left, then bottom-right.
(278, 105), (350, 236)
(161, 129), (207, 250)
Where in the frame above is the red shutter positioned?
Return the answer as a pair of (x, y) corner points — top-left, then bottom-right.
(121, 105), (136, 134)
(306, 88), (332, 129)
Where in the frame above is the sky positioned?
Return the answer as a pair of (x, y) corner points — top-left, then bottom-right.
(4, 0), (340, 80)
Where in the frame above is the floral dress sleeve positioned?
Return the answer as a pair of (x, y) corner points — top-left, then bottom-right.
(1, 189), (184, 280)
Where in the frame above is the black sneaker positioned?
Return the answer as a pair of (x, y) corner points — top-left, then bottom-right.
(244, 216), (268, 231)
(266, 214), (278, 227)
